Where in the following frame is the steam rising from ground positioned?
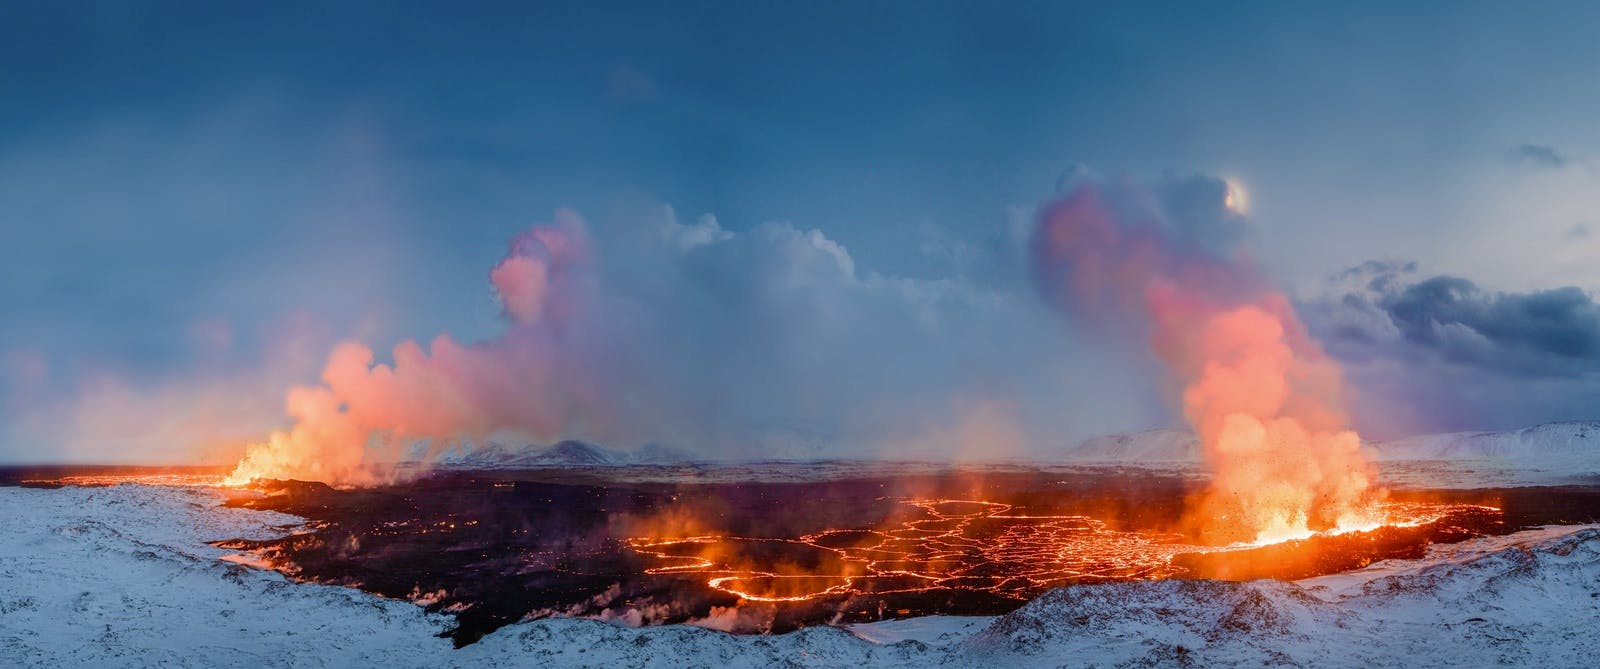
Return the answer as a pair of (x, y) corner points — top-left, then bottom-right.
(226, 171), (1383, 542)
(1030, 178), (1380, 543)
(223, 199), (1131, 485)
(227, 211), (613, 485)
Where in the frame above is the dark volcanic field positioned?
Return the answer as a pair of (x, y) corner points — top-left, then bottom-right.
(216, 468), (1194, 645)
(178, 467), (1600, 646)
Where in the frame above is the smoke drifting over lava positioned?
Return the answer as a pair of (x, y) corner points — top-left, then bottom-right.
(226, 211), (617, 485)
(220, 202), (1089, 484)
(1031, 178), (1381, 543)
(226, 170), (1383, 550)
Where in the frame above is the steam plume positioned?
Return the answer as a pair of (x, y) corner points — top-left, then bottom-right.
(225, 210), (612, 485)
(1031, 178), (1380, 543)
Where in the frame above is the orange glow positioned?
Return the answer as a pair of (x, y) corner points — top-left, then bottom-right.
(1159, 301), (1384, 544)
(221, 215), (595, 488)
(220, 371), (398, 488)
(21, 473), (228, 487)
(1033, 185), (1391, 546)
(9, 466), (235, 488)
(627, 498), (1493, 603)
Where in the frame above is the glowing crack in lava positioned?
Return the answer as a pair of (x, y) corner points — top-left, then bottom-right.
(627, 498), (1494, 603)
(1032, 179), (1383, 544)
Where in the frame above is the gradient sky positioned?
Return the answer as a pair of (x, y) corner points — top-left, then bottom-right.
(7, 1), (1600, 463)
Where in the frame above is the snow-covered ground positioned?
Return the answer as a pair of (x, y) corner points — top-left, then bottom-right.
(4, 483), (1600, 667)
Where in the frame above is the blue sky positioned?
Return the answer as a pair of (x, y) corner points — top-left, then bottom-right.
(7, 2), (1600, 462)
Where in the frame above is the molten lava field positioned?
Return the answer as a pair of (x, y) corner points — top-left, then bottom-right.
(141, 466), (1600, 646)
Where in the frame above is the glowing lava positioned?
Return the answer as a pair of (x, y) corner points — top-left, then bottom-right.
(627, 498), (1495, 603)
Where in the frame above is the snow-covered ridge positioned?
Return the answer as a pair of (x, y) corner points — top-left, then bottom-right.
(5, 483), (1600, 667)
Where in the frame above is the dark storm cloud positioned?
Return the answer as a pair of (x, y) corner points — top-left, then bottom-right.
(1387, 278), (1600, 365)
(1311, 261), (1600, 377)
(1509, 143), (1570, 169)
(1304, 261), (1600, 437)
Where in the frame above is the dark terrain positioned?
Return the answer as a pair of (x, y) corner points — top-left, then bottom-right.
(180, 467), (1600, 646)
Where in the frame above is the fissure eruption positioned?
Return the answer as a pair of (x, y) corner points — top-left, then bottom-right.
(1031, 178), (1381, 544)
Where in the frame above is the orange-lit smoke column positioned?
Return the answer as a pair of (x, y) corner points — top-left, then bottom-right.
(225, 211), (602, 487)
(1032, 183), (1380, 544)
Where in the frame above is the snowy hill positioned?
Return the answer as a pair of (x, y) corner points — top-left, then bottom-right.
(1368, 421), (1600, 461)
(6, 483), (1600, 667)
(433, 440), (701, 469)
(1057, 428), (1202, 463)
(1362, 421), (1600, 487)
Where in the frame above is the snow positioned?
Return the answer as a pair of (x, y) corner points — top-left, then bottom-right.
(5, 483), (1600, 667)
(0, 484), (457, 667)
(846, 616), (993, 648)
(1370, 421), (1600, 461)
(1365, 421), (1600, 487)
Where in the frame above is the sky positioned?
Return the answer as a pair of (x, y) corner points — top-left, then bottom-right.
(7, 1), (1600, 463)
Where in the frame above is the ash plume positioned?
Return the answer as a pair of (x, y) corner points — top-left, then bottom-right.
(1030, 175), (1381, 543)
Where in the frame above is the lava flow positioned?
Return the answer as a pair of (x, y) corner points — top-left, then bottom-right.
(627, 497), (1500, 604)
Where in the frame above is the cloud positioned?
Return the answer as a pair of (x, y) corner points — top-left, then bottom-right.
(623, 207), (1090, 458)
(220, 199), (1171, 482)
(1509, 143), (1569, 169)
(1150, 171), (1251, 256)
(1310, 261), (1600, 377)
(1303, 261), (1600, 436)
(658, 211), (734, 250)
